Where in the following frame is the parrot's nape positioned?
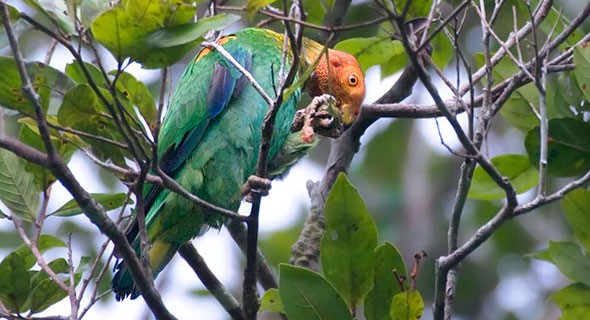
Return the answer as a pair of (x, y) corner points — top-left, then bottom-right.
(112, 27), (365, 300)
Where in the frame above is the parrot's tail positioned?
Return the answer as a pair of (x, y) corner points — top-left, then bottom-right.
(112, 239), (179, 301)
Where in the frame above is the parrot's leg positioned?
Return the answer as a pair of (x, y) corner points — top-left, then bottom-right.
(241, 175), (272, 202)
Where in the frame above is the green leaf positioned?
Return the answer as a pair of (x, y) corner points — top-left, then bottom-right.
(0, 5), (32, 51)
(138, 13), (241, 68)
(65, 60), (108, 86)
(303, 0), (326, 25)
(91, 1), (235, 68)
(548, 71), (585, 118)
(91, 0), (195, 61)
(430, 31), (453, 70)
(0, 56), (75, 115)
(75, 256), (92, 274)
(574, 41), (590, 103)
(28, 257), (83, 313)
(562, 189), (590, 252)
(29, 276), (68, 313)
(525, 118), (590, 177)
(548, 241), (590, 287)
(321, 173), (378, 309)
(18, 117), (78, 191)
(0, 148), (39, 221)
(549, 282), (590, 319)
(365, 242), (407, 320)
(335, 37), (406, 77)
(526, 248), (554, 264)
(43, 257), (69, 274)
(394, 0), (432, 17)
(279, 264), (353, 320)
(146, 14), (240, 49)
(501, 85), (541, 132)
(14, 234), (67, 269)
(536, 4), (584, 48)
(390, 290), (424, 320)
(0, 252), (31, 313)
(57, 84), (128, 165)
(50, 193), (131, 217)
(79, 0), (112, 28)
(468, 154), (538, 201)
(246, 0), (277, 20)
(260, 288), (283, 314)
(23, 0), (76, 34)
(110, 71), (157, 131)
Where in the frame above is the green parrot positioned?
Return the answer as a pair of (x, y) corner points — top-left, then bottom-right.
(112, 27), (365, 300)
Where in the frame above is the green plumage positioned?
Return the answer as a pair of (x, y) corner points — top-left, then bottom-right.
(112, 28), (316, 300)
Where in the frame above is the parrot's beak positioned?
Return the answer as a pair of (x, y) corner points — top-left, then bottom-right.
(340, 103), (360, 129)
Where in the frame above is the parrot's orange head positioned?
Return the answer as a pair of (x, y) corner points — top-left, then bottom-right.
(306, 49), (365, 127)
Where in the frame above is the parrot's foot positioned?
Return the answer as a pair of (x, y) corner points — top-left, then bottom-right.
(291, 94), (343, 143)
(242, 175), (272, 202)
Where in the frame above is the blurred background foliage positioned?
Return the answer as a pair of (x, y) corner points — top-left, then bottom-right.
(0, 0), (589, 319)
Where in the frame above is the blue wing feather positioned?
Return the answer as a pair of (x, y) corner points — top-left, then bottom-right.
(161, 48), (251, 173)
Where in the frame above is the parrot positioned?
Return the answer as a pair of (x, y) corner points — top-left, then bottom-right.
(112, 27), (365, 300)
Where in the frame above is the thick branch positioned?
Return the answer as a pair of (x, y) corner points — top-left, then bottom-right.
(0, 142), (175, 319)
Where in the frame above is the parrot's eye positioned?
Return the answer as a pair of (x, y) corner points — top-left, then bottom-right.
(348, 74), (358, 86)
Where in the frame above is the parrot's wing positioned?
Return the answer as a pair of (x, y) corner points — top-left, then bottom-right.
(144, 44), (252, 216)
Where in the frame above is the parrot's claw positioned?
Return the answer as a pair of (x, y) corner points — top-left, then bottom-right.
(242, 175), (272, 202)
(292, 94), (343, 142)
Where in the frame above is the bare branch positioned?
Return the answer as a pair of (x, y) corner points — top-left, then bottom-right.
(458, 0), (553, 96)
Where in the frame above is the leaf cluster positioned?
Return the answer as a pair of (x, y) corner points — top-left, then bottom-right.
(0, 235), (89, 316)
(468, 39), (590, 202)
(261, 174), (423, 320)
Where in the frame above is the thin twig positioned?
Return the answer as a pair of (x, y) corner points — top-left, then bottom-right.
(218, 5), (388, 33)
(66, 235), (79, 319)
(242, 8), (303, 317)
(11, 216), (71, 292)
(416, 0), (472, 53)
(457, 0), (553, 96)
(76, 147), (248, 222)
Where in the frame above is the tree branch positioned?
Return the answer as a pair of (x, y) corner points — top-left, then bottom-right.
(0, 4), (175, 318)
(242, 9), (304, 319)
(226, 220), (278, 291)
(179, 243), (244, 320)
